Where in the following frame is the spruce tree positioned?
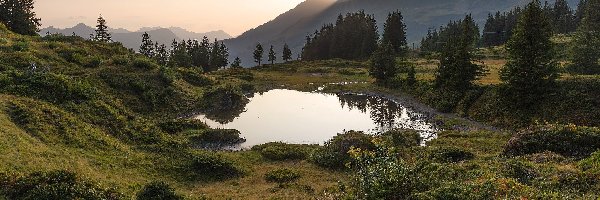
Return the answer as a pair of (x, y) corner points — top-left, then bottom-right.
(574, 0), (588, 26)
(93, 15), (111, 42)
(268, 45), (277, 64)
(0, 0), (40, 35)
(208, 39), (221, 72)
(382, 10), (408, 56)
(369, 42), (397, 85)
(282, 43), (292, 62)
(154, 42), (168, 66)
(570, 0), (600, 74)
(435, 14), (484, 91)
(253, 43), (264, 66)
(231, 57), (242, 69)
(553, 0), (576, 34)
(169, 39), (192, 67)
(139, 32), (154, 58)
(500, 0), (558, 107)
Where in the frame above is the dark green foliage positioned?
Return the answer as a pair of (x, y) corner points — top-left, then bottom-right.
(427, 146), (475, 163)
(264, 169), (301, 184)
(380, 129), (422, 148)
(552, 0), (576, 34)
(189, 129), (245, 145)
(82, 55), (103, 68)
(253, 43), (264, 66)
(200, 85), (249, 124)
(178, 68), (213, 86)
(168, 40), (192, 68)
(136, 181), (183, 200)
(282, 43), (292, 62)
(310, 131), (375, 169)
(0, 170), (122, 200)
(369, 42), (397, 85)
(421, 17), (480, 53)
(157, 119), (207, 135)
(0, 0), (40, 35)
(131, 57), (159, 70)
(302, 11), (378, 61)
(435, 14), (484, 92)
(230, 57), (242, 68)
(500, 0), (559, 109)
(251, 142), (315, 161)
(208, 39), (229, 71)
(482, 8), (521, 47)
(503, 125), (600, 158)
(502, 159), (537, 184)
(268, 45), (276, 64)
(569, 0), (600, 74)
(93, 15), (111, 42)
(192, 37), (211, 70)
(406, 65), (416, 86)
(579, 150), (600, 173)
(382, 11), (408, 56)
(139, 32), (154, 58)
(0, 71), (97, 104)
(190, 153), (243, 179)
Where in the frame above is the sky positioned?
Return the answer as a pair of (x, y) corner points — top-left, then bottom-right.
(35, 0), (306, 36)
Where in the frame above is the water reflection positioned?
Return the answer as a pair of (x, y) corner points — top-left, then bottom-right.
(195, 89), (436, 148)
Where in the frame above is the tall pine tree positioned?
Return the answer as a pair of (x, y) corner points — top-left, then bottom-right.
(93, 15), (111, 42)
(570, 0), (600, 74)
(435, 14), (484, 91)
(139, 32), (154, 58)
(553, 0), (576, 34)
(253, 43), (264, 66)
(282, 43), (292, 62)
(382, 11), (408, 56)
(500, 0), (558, 107)
(268, 45), (277, 64)
(0, 0), (40, 35)
(369, 42), (397, 85)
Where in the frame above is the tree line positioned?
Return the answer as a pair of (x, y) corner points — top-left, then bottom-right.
(251, 43), (293, 66)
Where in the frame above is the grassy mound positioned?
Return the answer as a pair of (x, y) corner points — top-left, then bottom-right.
(504, 125), (600, 158)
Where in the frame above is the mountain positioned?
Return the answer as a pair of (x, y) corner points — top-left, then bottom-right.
(39, 25), (232, 50)
(224, 0), (580, 67)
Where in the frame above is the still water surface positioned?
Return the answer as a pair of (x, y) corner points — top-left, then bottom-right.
(195, 89), (436, 149)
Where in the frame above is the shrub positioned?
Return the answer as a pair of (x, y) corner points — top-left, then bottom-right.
(110, 55), (131, 66)
(503, 124), (600, 158)
(200, 85), (249, 124)
(0, 71), (98, 104)
(310, 131), (375, 169)
(136, 181), (183, 200)
(579, 150), (600, 173)
(380, 129), (422, 148)
(191, 153), (243, 179)
(131, 57), (159, 70)
(502, 159), (537, 184)
(158, 119), (207, 134)
(427, 146), (474, 163)
(0, 170), (122, 200)
(83, 55), (103, 68)
(264, 169), (301, 184)
(189, 129), (246, 146)
(252, 142), (315, 161)
(11, 40), (29, 52)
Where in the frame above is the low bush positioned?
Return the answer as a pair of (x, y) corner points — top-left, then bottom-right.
(427, 146), (474, 163)
(190, 153), (243, 179)
(380, 129), (422, 148)
(189, 129), (246, 146)
(136, 181), (183, 200)
(83, 55), (103, 68)
(502, 159), (537, 184)
(310, 131), (375, 169)
(200, 85), (249, 124)
(579, 150), (600, 173)
(264, 169), (301, 184)
(252, 142), (315, 161)
(0, 170), (122, 200)
(158, 119), (207, 135)
(131, 57), (159, 70)
(110, 55), (131, 66)
(503, 124), (600, 158)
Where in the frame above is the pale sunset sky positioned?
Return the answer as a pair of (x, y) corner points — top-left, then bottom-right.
(35, 0), (306, 36)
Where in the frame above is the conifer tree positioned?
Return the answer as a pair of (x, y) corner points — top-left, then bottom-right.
(268, 45), (277, 64)
(208, 39), (222, 72)
(500, 0), (558, 107)
(253, 43), (264, 66)
(553, 0), (576, 34)
(282, 43), (292, 62)
(169, 39), (192, 67)
(574, 0), (588, 26)
(193, 36), (211, 69)
(154, 42), (168, 66)
(231, 57), (242, 69)
(369, 42), (397, 85)
(139, 32), (154, 58)
(382, 10), (408, 56)
(406, 66), (417, 86)
(93, 15), (111, 42)
(570, 0), (600, 74)
(0, 0), (40, 35)
(435, 14), (484, 91)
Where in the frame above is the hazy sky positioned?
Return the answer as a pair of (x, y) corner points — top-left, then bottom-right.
(35, 0), (306, 36)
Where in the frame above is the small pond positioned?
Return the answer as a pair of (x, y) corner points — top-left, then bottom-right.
(195, 89), (437, 149)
